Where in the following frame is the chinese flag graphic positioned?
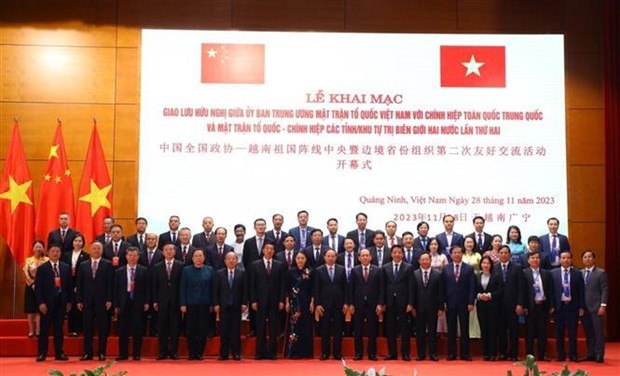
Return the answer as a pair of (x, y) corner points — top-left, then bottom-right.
(0, 121), (35, 265)
(75, 122), (112, 244)
(201, 43), (265, 84)
(440, 46), (506, 88)
(35, 121), (75, 244)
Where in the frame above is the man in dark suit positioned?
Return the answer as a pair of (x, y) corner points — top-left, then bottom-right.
(402, 231), (422, 270)
(539, 217), (571, 268)
(35, 244), (72, 361)
(175, 227), (197, 265)
(435, 215), (464, 261)
(442, 245), (476, 361)
(249, 241), (286, 359)
(206, 227), (234, 271)
(337, 237), (359, 282)
(158, 215), (181, 250)
(152, 243), (184, 360)
(521, 236), (552, 271)
(382, 245), (414, 361)
(214, 252), (247, 361)
(113, 247), (149, 361)
(580, 250), (608, 363)
(496, 245), (524, 361)
(347, 212), (375, 251)
(314, 249), (349, 360)
(322, 217), (345, 253)
(274, 234), (297, 269)
(126, 217), (148, 251)
(412, 221), (430, 253)
(265, 213), (288, 253)
(138, 233), (162, 337)
(76, 241), (114, 361)
(350, 249), (383, 360)
(242, 218), (268, 337)
(103, 224), (130, 270)
(552, 251), (585, 362)
(412, 252), (444, 361)
(384, 220), (402, 248)
(288, 210), (314, 251)
(467, 215), (493, 252)
(192, 216), (216, 249)
(523, 251), (554, 361)
(304, 228), (328, 268)
(369, 230), (391, 266)
(95, 216), (116, 245)
(47, 211), (77, 255)
(61, 239), (89, 336)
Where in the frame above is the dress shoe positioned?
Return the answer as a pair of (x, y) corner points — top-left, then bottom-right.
(115, 356), (128, 361)
(170, 354), (179, 360)
(489, 357), (497, 361)
(353, 354), (362, 361)
(483, 356), (490, 361)
(595, 356), (604, 363)
(447, 355), (457, 361)
(461, 356), (472, 361)
(254, 355), (264, 360)
(579, 356), (594, 362)
(98, 354), (106, 361)
(430, 355), (439, 361)
(196, 355), (204, 361)
(218, 356), (228, 361)
(402, 355), (411, 361)
(556, 356), (566, 362)
(80, 354), (93, 361)
(36, 355), (46, 362)
(416, 356), (426, 361)
(55, 354), (69, 361)
(384, 355), (397, 360)
(333, 355), (343, 361)
(28, 333), (34, 338)
(156, 354), (167, 360)
(509, 357), (518, 362)
(133, 356), (141, 361)
(569, 357), (579, 362)
(538, 357), (551, 362)
(69, 332), (78, 337)
(368, 355), (377, 361)
(266, 355), (277, 360)
(319, 354), (329, 361)
(233, 354), (241, 361)
(499, 354), (508, 361)
(188, 355), (196, 361)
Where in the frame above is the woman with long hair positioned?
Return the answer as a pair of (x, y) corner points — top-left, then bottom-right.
(23, 240), (48, 337)
(285, 252), (314, 358)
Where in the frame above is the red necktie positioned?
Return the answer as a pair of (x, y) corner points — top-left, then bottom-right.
(390, 237), (395, 247)
(363, 266), (369, 282)
(455, 264), (460, 281)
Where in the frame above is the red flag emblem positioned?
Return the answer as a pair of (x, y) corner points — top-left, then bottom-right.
(201, 43), (265, 84)
(440, 46), (506, 88)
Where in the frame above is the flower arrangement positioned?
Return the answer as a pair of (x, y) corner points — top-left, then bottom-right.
(48, 361), (127, 376)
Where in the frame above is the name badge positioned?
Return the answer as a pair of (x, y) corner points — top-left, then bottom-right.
(533, 283), (541, 294)
(112, 256), (119, 266)
(54, 277), (61, 288)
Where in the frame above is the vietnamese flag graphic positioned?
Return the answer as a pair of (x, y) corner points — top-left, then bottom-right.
(201, 43), (265, 84)
(35, 120), (75, 244)
(440, 46), (506, 88)
(0, 121), (35, 265)
(75, 122), (112, 244)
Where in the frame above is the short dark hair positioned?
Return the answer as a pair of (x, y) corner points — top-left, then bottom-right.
(547, 217), (560, 225)
(234, 224), (246, 232)
(311, 228), (323, 237)
(272, 213), (283, 221)
(327, 217), (338, 224)
(297, 210), (309, 217)
(253, 218), (266, 226)
(527, 251), (540, 259)
(416, 221), (429, 231)
(450, 245), (463, 254)
(111, 224), (123, 231)
(527, 235), (540, 244)
(214, 226), (227, 235)
(47, 243), (62, 251)
(479, 255), (494, 271)
(135, 217), (148, 225)
(581, 249), (596, 258)
(401, 231), (414, 239)
(442, 214), (455, 222)
(355, 212), (368, 220)
(373, 230), (385, 240)
(472, 215), (485, 224)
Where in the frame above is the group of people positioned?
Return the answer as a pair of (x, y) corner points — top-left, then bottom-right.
(24, 211), (608, 365)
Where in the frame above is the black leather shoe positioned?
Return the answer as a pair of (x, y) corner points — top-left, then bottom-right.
(80, 354), (93, 361)
(36, 355), (46, 362)
(233, 354), (241, 361)
(384, 355), (397, 360)
(115, 356), (128, 361)
(595, 356), (604, 363)
(98, 354), (106, 361)
(196, 355), (204, 361)
(430, 355), (439, 361)
(499, 354), (508, 361)
(319, 354), (328, 361)
(156, 354), (167, 360)
(539, 357), (551, 362)
(170, 354), (179, 360)
(461, 356), (472, 361)
(569, 357), (579, 362)
(402, 355), (411, 361)
(368, 355), (377, 361)
(353, 354), (362, 361)
(218, 356), (228, 361)
(333, 354), (342, 361)
(133, 356), (141, 361)
(416, 356), (426, 361)
(579, 356), (594, 362)
(254, 355), (263, 360)
(55, 354), (69, 361)
(556, 356), (566, 362)
(447, 355), (457, 361)
(509, 357), (518, 361)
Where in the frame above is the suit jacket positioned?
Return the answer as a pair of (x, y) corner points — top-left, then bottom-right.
(76, 258), (114, 307)
(369, 246), (392, 266)
(402, 247), (423, 270)
(288, 226), (314, 251)
(213, 267), (247, 308)
(582, 267), (609, 313)
(314, 264), (349, 309)
(102, 240), (130, 268)
(382, 262), (413, 308)
(386, 235), (402, 248)
(337, 251), (360, 269)
(522, 268), (554, 310)
(61, 250), (90, 281)
(303, 244), (329, 268)
(350, 264), (383, 308)
(249, 258), (286, 309)
(35, 260), (72, 308)
(322, 234), (345, 253)
(551, 267), (585, 312)
(139, 248), (164, 268)
(205, 243), (234, 271)
(126, 233), (147, 251)
(466, 232), (494, 252)
(412, 268), (443, 312)
(47, 227), (78, 255)
(113, 264), (149, 311)
(435, 232), (464, 259)
(241, 236), (265, 270)
(175, 244), (197, 265)
(519, 252), (552, 270)
(274, 249), (298, 269)
(413, 237), (430, 253)
(442, 262), (476, 309)
(493, 261), (524, 309)
(475, 272), (503, 307)
(158, 231), (181, 250)
(151, 259), (184, 308)
(265, 229), (288, 253)
(539, 233), (571, 254)
(346, 228), (376, 251)
(192, 231), (216, 250)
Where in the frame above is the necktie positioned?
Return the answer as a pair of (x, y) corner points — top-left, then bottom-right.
(563, 268), (571, 298)
(228, 270), (234, 288)
(275, 231), (280, 242)
(129, 267), (135, 299)
(257, 237), (263, 254)
(359, 232), (365, 249)
(53, 263), (59, 277)
(347, 253), (352, 269)
(206, 232), (211, 242)
(92, 260), (98, 279)
(331, 235), (336, 250)
(182, 245), (187, 260)
(148, 251), (153, 264)
(266, 260), (271, 274)
(584, 269), (591, 283)
(406, 249), (411, 263)
(552, 235), (559, 262)
(61, 229), (66, 241)
(139, 234), (144, 248)
(394, 263), (399, 277)
(424, 270), (429, 286)
(315, 247), (320, 261)
(171, 232), (177, 243)
(390, 237), (395, 247)
(363, 266), (369, 282)
(421, 238), (427, 250)
(286, 251), (292, 267)
(166, 262), (172, 278)
(218, 246), (223, 258)
(329, 266), (334, 282)
(455, 263), (460, 281)
(301, 229), (306, 246)
(502, 264), (507, 281)
(377, 249), (383, 264)
(478, 234), (483, 250)
(114, 242), (119, 256)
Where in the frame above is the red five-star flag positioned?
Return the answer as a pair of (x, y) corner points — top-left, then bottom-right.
(440, 46), (506, 88)
(75, 122), (113, 244)
(35, 121), (75, 244)
(0, 121), (35, 265)
(201, 43), (265, 84)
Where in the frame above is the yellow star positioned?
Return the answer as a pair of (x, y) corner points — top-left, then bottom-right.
(79, 180), (112, 216)
(44, 174), (52, 181)
(54, 176), (62, 183)
(49, 144), (59, 159)
(0, 176), (33, 213)
(64, 170), (71, 176)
